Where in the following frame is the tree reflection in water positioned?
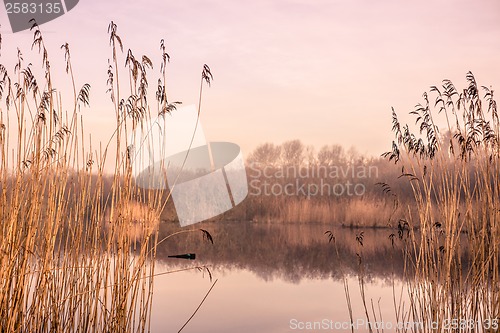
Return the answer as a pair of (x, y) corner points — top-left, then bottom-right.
(148, 222), (410, 283)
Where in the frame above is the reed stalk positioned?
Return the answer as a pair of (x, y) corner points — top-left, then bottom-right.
(384, 72), (500, 332)
(0, 20), (201, 332)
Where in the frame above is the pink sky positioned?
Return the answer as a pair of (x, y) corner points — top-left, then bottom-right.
(1, 0), (500, 163)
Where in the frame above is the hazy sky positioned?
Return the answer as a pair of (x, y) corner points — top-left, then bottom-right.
(1, 0), (499, 161)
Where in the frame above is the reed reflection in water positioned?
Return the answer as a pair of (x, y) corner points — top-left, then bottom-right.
(146, 222), (420, 332)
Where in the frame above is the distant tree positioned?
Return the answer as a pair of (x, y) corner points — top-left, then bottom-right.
(281, 140), (305, 166)
(247, 143), (282, 167)
(347, 146), (364, 165)
(305, 145), (316, 166)
(317, 144), (345, 166)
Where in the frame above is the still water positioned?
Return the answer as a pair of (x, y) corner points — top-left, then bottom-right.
(148, 222), (410, 332)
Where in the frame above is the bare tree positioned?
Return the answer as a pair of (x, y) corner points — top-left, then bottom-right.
(317, 144), (345, 166)
(247, 142), (282, 167)
(305, 145), (316, 166)
(281, 140), (305, 166)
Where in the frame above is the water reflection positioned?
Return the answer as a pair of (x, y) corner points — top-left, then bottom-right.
(151, 222), (406, 283)
(151, 267), (381, 333)
(148, 222), (414, 332)
(146, 222), (475, 332)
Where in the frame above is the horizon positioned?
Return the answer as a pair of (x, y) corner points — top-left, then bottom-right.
(1, 0), (499, 169)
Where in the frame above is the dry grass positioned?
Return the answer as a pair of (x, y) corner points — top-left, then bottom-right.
(383, 72), (500, 331)
(232, 194), (399, 227)
(0, 21), (211, 332)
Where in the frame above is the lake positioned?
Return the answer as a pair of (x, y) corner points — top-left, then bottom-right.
(148, 222), (413, 332)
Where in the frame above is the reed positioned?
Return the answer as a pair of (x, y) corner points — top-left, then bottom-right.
(383, 72), (500, 331)
(0, 21), (211, 332)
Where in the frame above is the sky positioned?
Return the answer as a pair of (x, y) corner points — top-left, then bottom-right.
(1, 0), (500, 164)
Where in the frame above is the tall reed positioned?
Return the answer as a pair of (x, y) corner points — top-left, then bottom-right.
(0, 20), (196, 332)
(384, 72), (499, 331)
